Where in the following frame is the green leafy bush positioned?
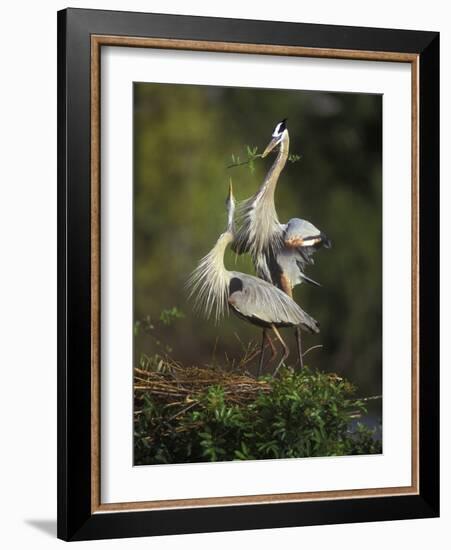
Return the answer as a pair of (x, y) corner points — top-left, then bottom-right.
(134, 367), (381, 465)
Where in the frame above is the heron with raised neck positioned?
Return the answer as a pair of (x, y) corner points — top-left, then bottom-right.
(233, 119), (331, 368)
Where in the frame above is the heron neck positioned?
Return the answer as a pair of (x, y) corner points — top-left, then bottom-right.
(213, 231), (234, 276)
(207, 230), (233, 320)
(261, 132), (289, 199)
(188, 229), (234, 323)
(250, 133), (289, 244)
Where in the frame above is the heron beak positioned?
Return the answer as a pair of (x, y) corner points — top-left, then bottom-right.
(228, 178), (234, 202)
(261, 136), (280, 158)
(226, 179), (235, 233)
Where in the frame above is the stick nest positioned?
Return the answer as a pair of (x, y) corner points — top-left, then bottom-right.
(134, 361), (270, 408)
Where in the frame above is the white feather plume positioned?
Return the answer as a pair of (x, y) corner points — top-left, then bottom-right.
(186, 232), (233, 323)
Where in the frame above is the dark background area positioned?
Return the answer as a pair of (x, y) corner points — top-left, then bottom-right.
(133, 82), (382, 399)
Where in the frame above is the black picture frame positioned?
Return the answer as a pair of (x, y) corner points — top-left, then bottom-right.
(57, 7), (439, 541)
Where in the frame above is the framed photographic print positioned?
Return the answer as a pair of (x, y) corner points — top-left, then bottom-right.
(57, 8), (439, 541)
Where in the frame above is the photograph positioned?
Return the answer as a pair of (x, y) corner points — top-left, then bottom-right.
(132, 82), (383, 466)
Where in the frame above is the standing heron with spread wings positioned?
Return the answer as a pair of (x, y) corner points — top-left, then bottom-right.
(233, 119), (331, 369)
(187, 182), (320, 375)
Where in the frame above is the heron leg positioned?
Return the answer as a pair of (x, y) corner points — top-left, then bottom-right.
(271, 325), (290, 376)
(295, 327), (304, 369)
(257, 330), (266, 378)
(266, 332), (278, 363)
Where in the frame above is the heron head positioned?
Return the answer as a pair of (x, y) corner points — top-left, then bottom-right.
(225, 179), (235, 231)
(261, 119), (288, 158)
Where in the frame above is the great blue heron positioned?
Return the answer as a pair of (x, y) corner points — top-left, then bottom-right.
(187, 182), (320, 375)
(233, 119), (331, 368)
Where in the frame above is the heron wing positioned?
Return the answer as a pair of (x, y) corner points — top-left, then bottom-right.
(229, 272), (319, 333)
(282, 218), (332, 268)
(285, 218), (321, 240)
(284, 218), (331, 251)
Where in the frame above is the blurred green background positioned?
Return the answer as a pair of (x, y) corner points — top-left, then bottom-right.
(133, 82), (382, 398)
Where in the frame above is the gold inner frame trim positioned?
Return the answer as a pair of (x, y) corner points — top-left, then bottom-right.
(90, 35), (420, 514)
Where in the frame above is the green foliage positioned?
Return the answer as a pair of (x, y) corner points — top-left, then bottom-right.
(134, 308), (185, 356)
(227, 144), (302, 174)
(288, 152), (302, 163)
(227, 144), (261, 174)
(134, 367), (381, 465)
(160, 306), (185, 326)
